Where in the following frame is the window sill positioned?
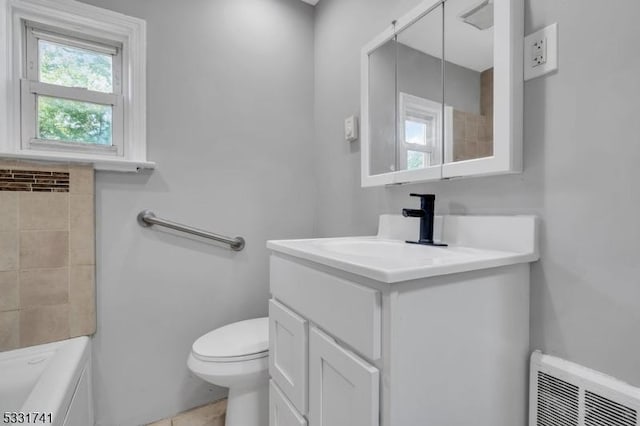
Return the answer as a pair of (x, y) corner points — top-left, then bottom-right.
(0, 150), (156, 172)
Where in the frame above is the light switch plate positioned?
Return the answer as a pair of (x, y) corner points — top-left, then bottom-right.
(524, 23), (558, 81)
(344, 115), (359, 142)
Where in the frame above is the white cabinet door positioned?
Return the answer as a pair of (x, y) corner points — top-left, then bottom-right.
(309, 327), (379, 426)
(269, 299), (308, 414)
(270, 381), (307, 426)
(271, 255), (382, 360)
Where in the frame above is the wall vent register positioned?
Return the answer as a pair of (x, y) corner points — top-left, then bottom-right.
(530, 351), (640, 426)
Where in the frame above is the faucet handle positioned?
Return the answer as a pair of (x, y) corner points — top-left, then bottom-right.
(409, 193), (435, 201)
(409, 193), (436, 211)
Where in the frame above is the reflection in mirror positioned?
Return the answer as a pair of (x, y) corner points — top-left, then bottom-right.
(368, 38), (397, 175)
(367, 4), (443, 176)
(395, 4), (443, 173)
(444, 0), (494, 163)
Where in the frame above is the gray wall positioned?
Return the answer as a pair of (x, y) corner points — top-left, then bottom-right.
(315, 0), (640, 388)
(78, 0), (315, 425)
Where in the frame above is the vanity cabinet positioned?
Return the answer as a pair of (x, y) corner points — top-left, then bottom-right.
(270, 380), (306, 426)
(268, 249), (532, 426)
(308, 327), (379, 426)
(269, 299), (308, 414)
(268, 300), (380, 425)
(268, 255), (383, 426)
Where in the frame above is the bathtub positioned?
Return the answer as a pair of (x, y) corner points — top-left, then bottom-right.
(0, 336), (93, 426)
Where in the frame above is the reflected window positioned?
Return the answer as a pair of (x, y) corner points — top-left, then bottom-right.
(405, 120), (428, 145)
(407, 150), (426, 169)
(398, 92), (441, 170)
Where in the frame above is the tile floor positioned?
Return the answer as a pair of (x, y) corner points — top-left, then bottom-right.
(147, 399), (226, 426)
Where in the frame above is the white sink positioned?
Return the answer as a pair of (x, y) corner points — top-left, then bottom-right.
(311, 239), (456, 260)
(267, 214), (539, 283)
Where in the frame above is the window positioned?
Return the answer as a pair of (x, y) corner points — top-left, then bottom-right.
(1, 0), (150, 171)
(398, 92), (442, 170)
(22, 25), (123, 155)
(405, 119), (431, 169)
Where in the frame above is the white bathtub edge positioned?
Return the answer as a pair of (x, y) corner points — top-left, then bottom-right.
(20, 336), (91, 426)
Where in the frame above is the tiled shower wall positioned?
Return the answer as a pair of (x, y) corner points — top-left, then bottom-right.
(452, 68), (494, 162)
(480, 68), (494, 141)
(0, 160), (96, 351)
(452, 110), (491, 161)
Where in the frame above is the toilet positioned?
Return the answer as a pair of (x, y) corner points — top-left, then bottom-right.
(187, 317), (269, 426)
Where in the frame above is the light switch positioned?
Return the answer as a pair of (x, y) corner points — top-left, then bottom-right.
(344, 115), (359, 142)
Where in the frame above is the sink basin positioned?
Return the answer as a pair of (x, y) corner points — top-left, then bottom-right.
(310, 239), (454, 260)
(267, 215), (539, 283)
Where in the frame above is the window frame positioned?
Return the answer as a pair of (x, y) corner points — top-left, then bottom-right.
(1, 0), (152, 172)
(398, 92), (442, 170)
(21, 24), (124, 156)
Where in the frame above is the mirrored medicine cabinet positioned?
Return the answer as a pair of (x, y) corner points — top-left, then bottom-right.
(361, 0), (524, 186)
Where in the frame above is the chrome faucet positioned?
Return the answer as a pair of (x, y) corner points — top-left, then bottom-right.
(402, 193), (447, 246)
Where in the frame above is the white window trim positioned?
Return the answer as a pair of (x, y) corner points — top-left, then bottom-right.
(0, 0), (153, 172)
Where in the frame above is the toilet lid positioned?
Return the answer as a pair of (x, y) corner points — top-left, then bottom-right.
(192, 317), (268, 362)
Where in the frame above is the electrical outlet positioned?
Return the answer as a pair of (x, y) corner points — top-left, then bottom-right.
(531, 38), (546, 67)
(524, 23), (558, 81)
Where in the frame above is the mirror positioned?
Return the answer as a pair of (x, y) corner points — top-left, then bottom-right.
(368, 37), (398, 176)
(444, 0), (494, 164)
(396, 6), (444, 173)
(367, 4), (443, 181)
(361, 0), (523, 187)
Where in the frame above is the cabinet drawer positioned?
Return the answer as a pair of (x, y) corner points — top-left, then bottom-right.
(270, 255), (381, 360)
(269, 299), (308, 414)
(309, 327), (379, 426)
(270, 381), (307, 426)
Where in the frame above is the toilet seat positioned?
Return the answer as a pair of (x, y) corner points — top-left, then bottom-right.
(192, 317), (268, 363)
(192, 350), (268, 363)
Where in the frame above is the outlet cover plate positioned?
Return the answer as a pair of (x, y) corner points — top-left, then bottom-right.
(524, 23), (558, 81)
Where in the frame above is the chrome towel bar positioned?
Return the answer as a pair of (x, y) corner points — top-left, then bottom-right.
(137, 210), (245, 251)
